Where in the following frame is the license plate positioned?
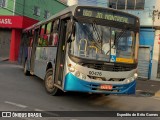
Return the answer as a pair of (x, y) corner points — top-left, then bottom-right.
(100, 84), (113, 90)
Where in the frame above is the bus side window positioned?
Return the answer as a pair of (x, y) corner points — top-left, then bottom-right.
(45, 22), (52, 46)
(38, 26), (42, 46)
(38, 24), (49, 47)
(49, 19), (59, 46)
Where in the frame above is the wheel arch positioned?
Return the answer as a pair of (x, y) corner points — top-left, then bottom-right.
(44, 62), (62, 96)
(46, 62), (53, 71)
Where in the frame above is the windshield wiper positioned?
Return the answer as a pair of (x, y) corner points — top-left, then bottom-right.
(115, 29), (128, 43)
(91, 22), (102, 49)
(92, 22), (101, 42)
(105, 29), (128, 56)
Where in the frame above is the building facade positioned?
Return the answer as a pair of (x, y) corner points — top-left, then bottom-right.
(67, 0), (108, 7)
(0, 0), (67, 61)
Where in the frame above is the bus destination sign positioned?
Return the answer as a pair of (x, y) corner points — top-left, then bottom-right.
(76, 8), (136, 24)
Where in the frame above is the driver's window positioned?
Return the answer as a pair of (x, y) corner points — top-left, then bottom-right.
(101, 27), (111, 55)
(76, 23), (88, 56)
(116, 31), (134, 58)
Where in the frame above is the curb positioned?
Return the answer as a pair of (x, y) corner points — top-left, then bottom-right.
(0, 58), (9, 62)
(155, 90), (160, 97)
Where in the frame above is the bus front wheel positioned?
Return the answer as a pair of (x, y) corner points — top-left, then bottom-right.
(44, 68), (62, 96)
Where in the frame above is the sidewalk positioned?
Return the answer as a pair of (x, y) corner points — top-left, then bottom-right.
(136, 78), (160, 97)
(0, 57), (9, 62)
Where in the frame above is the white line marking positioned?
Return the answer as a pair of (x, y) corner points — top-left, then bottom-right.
(4, 101), (27, 108)
(34, 108), (44, 111)
(136, 90), (142, 91)
(34, 109), (60, 117)
(35, 108), (60, 117)
(153, 97), (160, 101)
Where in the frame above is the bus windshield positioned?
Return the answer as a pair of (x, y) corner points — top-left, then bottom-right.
(69, 22), (136, 62)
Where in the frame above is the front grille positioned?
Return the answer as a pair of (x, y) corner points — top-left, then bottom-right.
(108, 65), (134, 71)
(87, 75), (106, 81)
(83, 63), (137, 71)
(108, 78), (125, 81)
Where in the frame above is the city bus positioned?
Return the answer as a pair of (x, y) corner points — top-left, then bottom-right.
(19, 5), (140, 96)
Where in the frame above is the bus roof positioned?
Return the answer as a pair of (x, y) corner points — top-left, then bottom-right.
(23, 5), (139, 32)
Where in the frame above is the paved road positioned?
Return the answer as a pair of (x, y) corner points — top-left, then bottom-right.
(0, 61), (160, 120)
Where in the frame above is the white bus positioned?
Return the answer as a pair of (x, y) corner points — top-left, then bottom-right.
(19, 5), (140, 95)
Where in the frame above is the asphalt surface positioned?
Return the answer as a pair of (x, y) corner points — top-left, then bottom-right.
(136, 78), (160, 97)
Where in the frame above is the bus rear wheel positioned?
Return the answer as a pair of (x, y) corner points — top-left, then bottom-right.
(44, 68), (62, 96)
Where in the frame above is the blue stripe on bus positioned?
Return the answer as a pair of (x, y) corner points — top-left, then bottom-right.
(64, 73), (136, 94)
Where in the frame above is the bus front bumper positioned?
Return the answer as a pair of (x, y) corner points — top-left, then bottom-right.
(64, 73), (136, 94)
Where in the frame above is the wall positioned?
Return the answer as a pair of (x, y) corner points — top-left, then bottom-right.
(67, 0), (108, 7)
(139, 28), (155, 78)
(67, 0), (78, 6)
(9, 29), (21, 61)
(140, 29), (155, 46)
(124, 0), (156, 27)
(14, 0), (24, 16)
(151, 30), (160, 80)
(78, 0), (97, 6)
(97, 0), (108, 7)
(0, 29), (11, 58)
(105, 0), (160, 27)
(0, 0), (14, 15)
(152, 0), (160, 27)
(15, 0), (67, 21)
(151, 1), (160, 80)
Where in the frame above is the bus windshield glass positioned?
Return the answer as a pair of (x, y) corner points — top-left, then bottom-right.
(69, 22), (136, 62)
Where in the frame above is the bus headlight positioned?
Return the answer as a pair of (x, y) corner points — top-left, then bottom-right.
(75, 71), (80, 77)
(126, 77), (134, 84)
(134, 73), (138, 79)
(125, 73), (138, 84)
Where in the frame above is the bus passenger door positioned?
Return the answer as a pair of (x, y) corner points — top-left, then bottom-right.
(30, 29), (39, 74)
(54, 19), (67, 87)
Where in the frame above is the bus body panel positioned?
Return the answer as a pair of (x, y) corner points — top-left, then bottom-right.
(34, 47), (57, 79)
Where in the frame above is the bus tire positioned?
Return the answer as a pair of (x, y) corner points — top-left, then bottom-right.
(24, 60), (30, 76)
(44, 68), (62, 96)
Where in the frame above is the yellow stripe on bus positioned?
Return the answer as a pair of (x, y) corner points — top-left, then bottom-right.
(116, 58), (134, 63)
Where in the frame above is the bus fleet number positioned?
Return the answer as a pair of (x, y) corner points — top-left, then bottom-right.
(89, 71), (102, 76)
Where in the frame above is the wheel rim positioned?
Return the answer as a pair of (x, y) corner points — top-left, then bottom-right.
(46, 75), (55, 91)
